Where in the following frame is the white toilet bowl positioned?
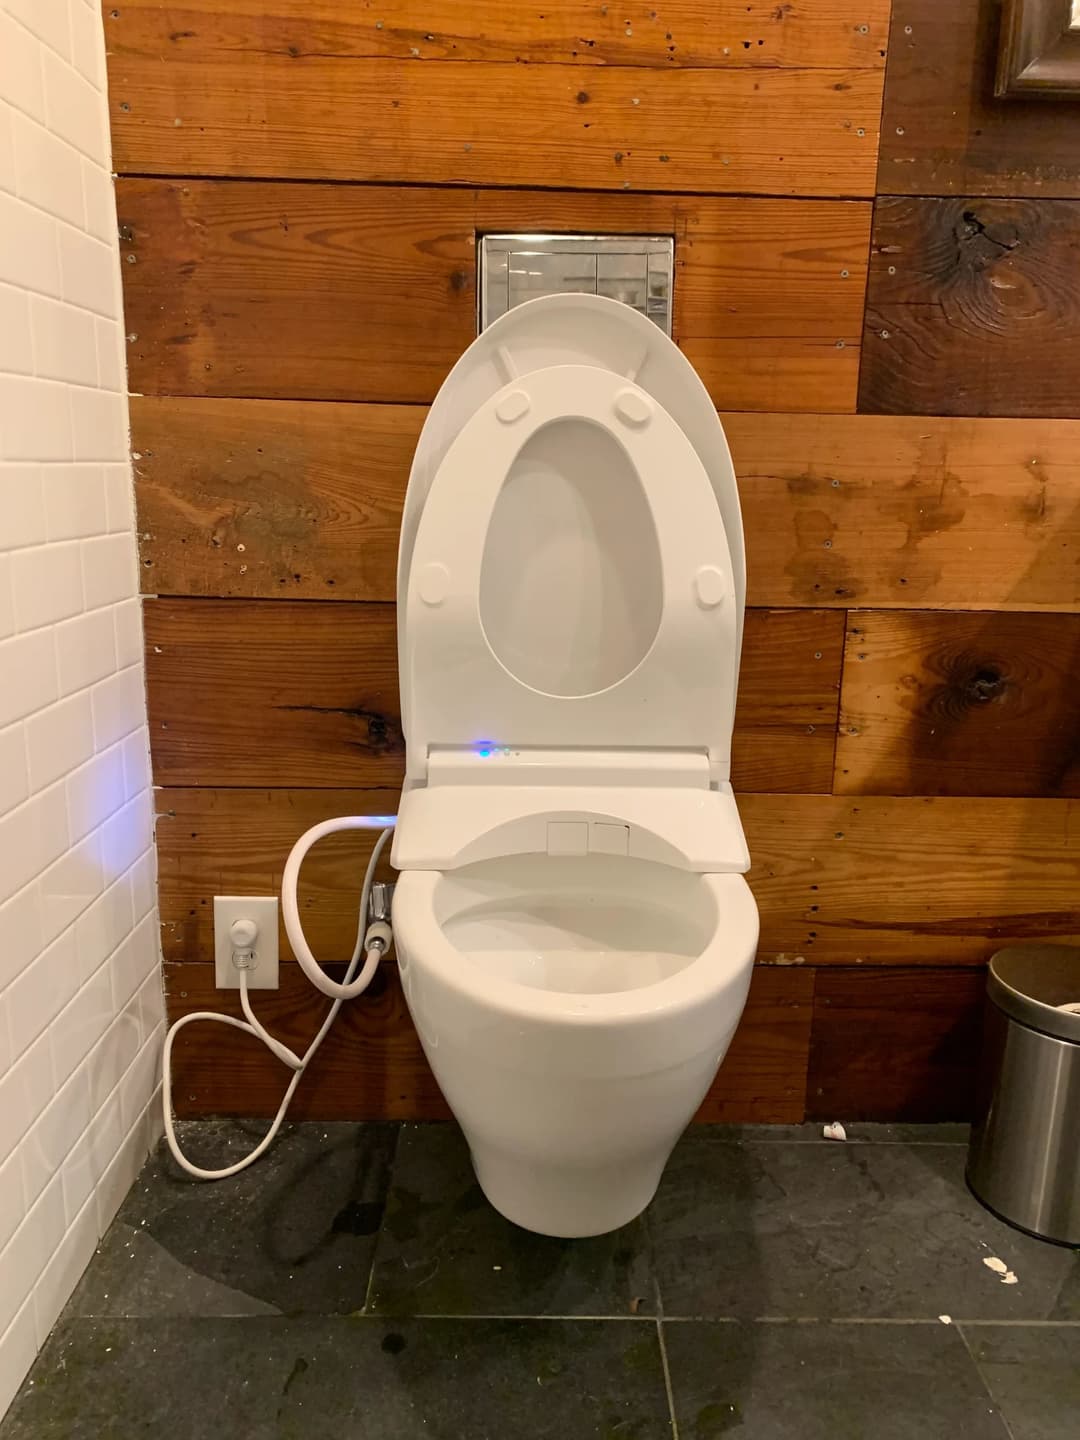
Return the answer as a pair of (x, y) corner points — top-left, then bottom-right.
(394, 852), (758, 1236)
(390, 292), (759, 1236)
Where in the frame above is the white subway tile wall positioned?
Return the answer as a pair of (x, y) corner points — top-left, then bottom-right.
(0, 0), (162, 1417)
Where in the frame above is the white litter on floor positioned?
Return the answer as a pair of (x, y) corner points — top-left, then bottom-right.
(982, 1256), (1019, 1285)
(822, 1122), (847, 1141)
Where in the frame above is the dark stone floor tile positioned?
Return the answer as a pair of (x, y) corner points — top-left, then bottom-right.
(962, 1325), (1080, 1440)
(650, 1131), (1080, 1320)
(68, 1121), (397, 1316)
(664, 1321), (1011, 1440)
(0, 1316), (671, 1440)
(368, 1123), (656, 1317)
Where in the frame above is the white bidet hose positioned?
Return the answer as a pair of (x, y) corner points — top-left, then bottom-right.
(162, 818), (395, 1180)
(281, 818), (395, 1000)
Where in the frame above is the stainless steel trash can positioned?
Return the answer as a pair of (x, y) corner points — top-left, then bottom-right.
(967, 945), (1080, 1245)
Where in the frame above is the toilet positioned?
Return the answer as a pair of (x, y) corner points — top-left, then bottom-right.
(390, 293), (759, 1238)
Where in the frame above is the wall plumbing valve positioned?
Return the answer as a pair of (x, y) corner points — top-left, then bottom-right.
(365, 881), (395, 955)
(369, 881), (395, 924)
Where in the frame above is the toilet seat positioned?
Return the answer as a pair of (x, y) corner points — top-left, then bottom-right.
(395, 857), (758, 1040)
(402, 362), (738, 785)
(394, 293), (750, 880)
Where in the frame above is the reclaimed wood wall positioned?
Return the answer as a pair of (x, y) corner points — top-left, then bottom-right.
(106, 0), (1080, 1124)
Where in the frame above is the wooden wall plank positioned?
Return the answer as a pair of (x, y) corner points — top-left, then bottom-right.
(135, 399), (1080, 614)
(727, 412), (1080, 612)
(144, 602), (843, 793)
(807, 968), (986, 1120)
(836, 611), (1080, 798)
(118, 181), (477, 406)
(733, 609), (843, 793)
(681, 338), (860, 417)
(859, 196), (1080, 418)
(743, 793), (1080, 967)
(109, 59), (879, 197)
(106, 1), (890, 71)
(117, 181), (870, 412)
(166, 957), (814, 1123)
(105, 21), (882, 195)
(157, 789), (1080, 972)
(135, 398), (420, 603)
(695, 968), (814, 1125)
(877, 0), (1080, 199)
(145, 600), (404, 788)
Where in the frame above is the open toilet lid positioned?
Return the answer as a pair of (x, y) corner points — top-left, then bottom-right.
(401, 356), (741, 784)
(398, 294), (746, 664)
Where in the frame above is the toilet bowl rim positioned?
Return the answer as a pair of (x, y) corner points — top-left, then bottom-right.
(392, 867), (759, 1025)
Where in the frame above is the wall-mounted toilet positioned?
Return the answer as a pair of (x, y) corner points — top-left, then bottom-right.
(391, 294), (759, 1238)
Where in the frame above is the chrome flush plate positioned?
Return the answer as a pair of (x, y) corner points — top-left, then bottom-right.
(479, 234), (674, 335)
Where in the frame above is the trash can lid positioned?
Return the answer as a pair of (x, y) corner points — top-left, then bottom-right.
(988, 945), (1080, 1044)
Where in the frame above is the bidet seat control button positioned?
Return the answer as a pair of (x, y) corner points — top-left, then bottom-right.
(591, 823), (629, 856)
(547, 821), (588, 856)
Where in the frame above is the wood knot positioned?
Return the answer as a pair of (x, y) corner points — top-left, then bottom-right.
(958, 210), (1020, 256)
(964, 666), (1005, 704)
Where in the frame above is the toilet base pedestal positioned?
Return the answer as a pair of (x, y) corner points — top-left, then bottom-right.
(470, 1144), (664, 1238)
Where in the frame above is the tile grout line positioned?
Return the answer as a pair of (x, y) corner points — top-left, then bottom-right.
(957, 1319), (1080, 1328)
(955, 1322), (1018, 1440)
(403, 1313), (658, 1322)
(649, 1206), (680, 1440)
(657, 1316), (1080, 1327)
(655, 1319), (680, 1440)
(39, 1312), (1080, 1326)
(642, 1141), (972, 1149)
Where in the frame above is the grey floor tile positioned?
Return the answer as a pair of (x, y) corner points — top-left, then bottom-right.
(0, 1316), (671, 1440)
(68, 1121), (397, 1316)
(649, 1131), (1080, 1320)
(664, 1320), (1012, 1439)
(962, 1325), (1080, 1440)
(367, 1123), (656, 1317)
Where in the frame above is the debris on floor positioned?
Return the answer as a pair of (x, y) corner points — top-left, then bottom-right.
(822, 1122), (847, 1142)
(982, 1256), (1019, 1285)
